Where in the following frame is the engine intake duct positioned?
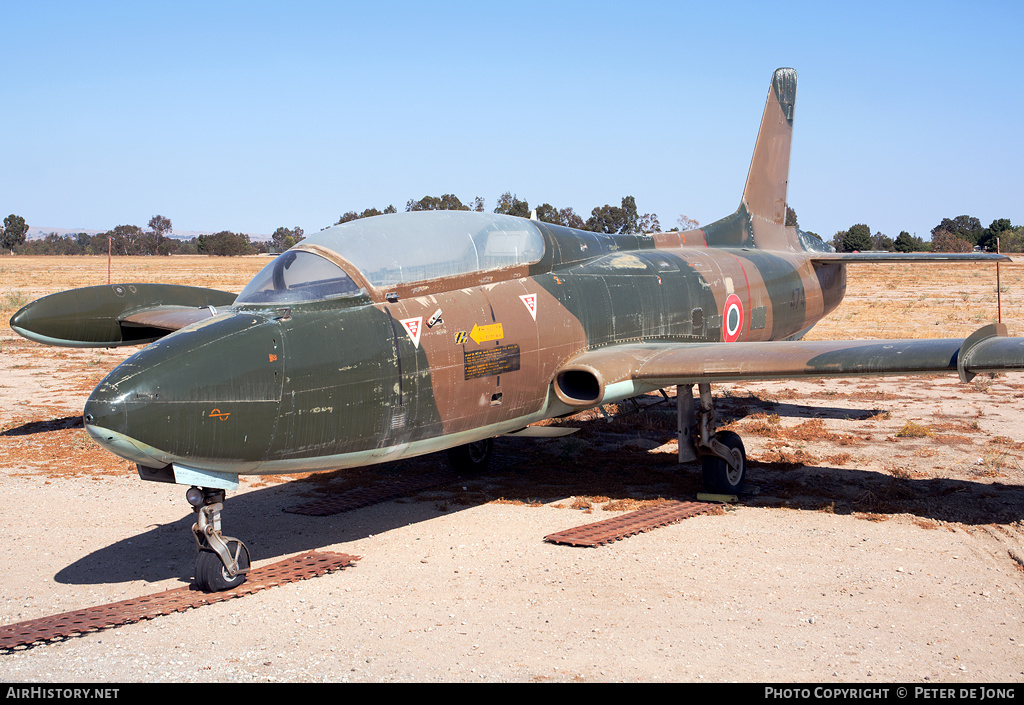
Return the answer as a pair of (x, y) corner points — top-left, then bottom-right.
(553, 366), (605, 407)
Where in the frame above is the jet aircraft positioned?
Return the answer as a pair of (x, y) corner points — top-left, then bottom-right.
(12, 68), (1024, 591)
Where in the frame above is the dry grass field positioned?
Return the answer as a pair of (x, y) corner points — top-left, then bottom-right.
(808, 259), (1024, 341)
(0, 254), (268, 306)
(2, 254), (1024, 682)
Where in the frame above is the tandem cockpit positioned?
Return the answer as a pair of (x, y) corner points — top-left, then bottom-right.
(235, 211), (548, 306)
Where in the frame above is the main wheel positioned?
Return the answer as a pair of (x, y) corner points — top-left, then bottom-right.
(446, 438), (493, 475)
(701, 430), (746, 494)
(194, 540), (250, 592)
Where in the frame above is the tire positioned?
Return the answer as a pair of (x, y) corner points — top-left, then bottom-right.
(701, 430), (746, 494)
(194, 540), (249, 592)
(446, 438), (493, 475)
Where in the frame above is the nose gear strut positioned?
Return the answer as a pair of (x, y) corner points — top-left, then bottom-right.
(188, 487), (251, 592)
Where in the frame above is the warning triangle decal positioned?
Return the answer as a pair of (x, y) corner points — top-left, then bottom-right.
(519, 293), (538, 321)
(400, 317), (423, 348)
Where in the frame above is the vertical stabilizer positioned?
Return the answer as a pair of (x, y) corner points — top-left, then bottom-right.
(742, 68), (797, 229)
(692, 68), (810, 252)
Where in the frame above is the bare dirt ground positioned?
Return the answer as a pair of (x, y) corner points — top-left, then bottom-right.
(1, 255), (1023, 683)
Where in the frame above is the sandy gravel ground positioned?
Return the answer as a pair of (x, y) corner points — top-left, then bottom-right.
(1, 258), (1023, 683)
(1, 344), (1022, 682)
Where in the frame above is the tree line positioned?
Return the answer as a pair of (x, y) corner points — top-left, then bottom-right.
(829, 216), (1022, 253)
(4, 198), (1020, 256)
(0, 214), (307, 257)
(1, 191), (663, 257)
(336, 191), (663, 235)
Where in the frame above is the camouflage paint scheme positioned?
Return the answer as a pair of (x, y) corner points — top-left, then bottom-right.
(11, 68), (1024, 489)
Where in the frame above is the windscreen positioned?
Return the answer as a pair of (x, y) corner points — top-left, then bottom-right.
(235, 251), (363, 304)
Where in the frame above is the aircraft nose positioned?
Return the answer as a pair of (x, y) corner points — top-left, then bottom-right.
(83, 388), (134, 461)
(83, 312), (285, 472)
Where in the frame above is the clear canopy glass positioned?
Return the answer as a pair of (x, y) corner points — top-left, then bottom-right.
(235, 250), (362, 304)
(304, 211), (545, 288)
(236, 211), (546, 305)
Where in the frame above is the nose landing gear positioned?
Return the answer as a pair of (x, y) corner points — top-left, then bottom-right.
(187, 487), (251, 592)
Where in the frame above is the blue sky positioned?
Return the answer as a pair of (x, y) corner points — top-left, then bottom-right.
(3, 1), (1021, 241)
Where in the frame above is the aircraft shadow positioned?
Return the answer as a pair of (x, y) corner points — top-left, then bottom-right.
(53, 423), (1023, 589)
(716, 397), (885, 422)
(52, 467), (454, 588)
(610, 392), (885, 422)
(1, 415), (81, 436)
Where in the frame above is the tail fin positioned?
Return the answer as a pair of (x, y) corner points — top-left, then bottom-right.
(742, 67), (796, 227)
(698, 68), (801, 251)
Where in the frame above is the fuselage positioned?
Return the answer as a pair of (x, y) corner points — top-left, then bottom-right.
(82, 211), (845, 477)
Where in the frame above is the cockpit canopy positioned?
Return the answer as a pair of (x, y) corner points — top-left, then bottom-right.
(236, 250), (362, 304)
(310, 210), (544, 287)
(236, 211), (546, 305)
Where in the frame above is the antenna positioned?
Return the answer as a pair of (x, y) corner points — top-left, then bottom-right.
(997, 237), (1002, 324)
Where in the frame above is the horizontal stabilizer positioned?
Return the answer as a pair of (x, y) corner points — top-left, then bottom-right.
(10, 283), (236, 347)
(811, 252), (1011, 264)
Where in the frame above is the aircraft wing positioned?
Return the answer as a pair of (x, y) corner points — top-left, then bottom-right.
(10, 283), (237, 347)
(552, 323), (1024, 407)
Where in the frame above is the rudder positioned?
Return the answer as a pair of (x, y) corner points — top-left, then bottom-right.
(742, 67), (797, 228)
(673, 68), (809, 252)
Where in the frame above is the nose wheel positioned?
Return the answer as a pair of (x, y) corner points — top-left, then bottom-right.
(187, 487), (251, 592)
(446, 437), (493, 475)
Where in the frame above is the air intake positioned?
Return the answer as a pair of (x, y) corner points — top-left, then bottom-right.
(553, 368), (604, 407)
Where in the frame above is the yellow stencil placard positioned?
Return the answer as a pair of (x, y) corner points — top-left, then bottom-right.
(469, 323), (504, 344)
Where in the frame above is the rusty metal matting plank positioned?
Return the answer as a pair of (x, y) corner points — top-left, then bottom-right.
(544, 500), (720, 547)
(0, 550), (359, 650)
(284, 469), (458, 516)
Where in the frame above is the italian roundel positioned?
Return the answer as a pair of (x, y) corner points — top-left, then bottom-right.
(723, 294), (743, 342)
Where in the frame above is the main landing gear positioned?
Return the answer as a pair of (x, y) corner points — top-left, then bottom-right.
(678, 383), (748, 495)
(186, 487), (251, 592)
